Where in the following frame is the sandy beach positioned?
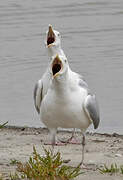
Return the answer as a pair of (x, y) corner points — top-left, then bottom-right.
(0, 126), (123, 180)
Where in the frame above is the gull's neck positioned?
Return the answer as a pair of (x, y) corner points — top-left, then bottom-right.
(47, 46), (66, 59)
(51, 67), (71, 94)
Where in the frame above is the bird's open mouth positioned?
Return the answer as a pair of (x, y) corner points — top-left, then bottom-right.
(52, 56), (62, 76)
(47, 25), (55, 46)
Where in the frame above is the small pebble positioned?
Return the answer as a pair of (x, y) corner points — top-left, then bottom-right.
(88, 160), (95, 165)
(115, 153), (122, 157)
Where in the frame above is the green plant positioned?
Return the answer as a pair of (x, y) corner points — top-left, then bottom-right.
(10, 173), (21, 180)
(10, 159), (20, 165)
(120, 165), (123, 174)
(0, 121), (8, 129)
(99, 163), (119, 174)
(10, 146), (83, 180)
(0, 176), (3, 180)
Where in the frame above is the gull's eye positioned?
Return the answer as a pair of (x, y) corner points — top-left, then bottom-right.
(65, 59), (67, 63)
(58, 33), (60, 36)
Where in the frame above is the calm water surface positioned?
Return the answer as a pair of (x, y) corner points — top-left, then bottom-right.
(0, 0), (123, 133)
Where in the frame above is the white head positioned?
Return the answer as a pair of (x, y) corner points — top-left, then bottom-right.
(49, 54), (69, 82)
(45, 25), (63, 57)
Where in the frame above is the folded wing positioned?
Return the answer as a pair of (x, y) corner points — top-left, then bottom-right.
(33, 79), (43, 114)
(84, 94), (100, 129)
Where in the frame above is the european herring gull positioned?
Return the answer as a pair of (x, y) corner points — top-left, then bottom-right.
(34, 25), (73, 144)
(39, 54), (100, 165)
(45, 25), (76, 143)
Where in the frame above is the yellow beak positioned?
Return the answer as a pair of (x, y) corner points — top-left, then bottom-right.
(48, 25), (54, 35)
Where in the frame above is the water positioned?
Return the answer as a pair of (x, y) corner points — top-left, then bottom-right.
(0, 0), (123, 134)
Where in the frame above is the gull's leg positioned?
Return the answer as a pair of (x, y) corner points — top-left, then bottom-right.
(59, 128), (81, 144)
(51, 128), (56, 147)
(59, 128), (75, 143)
(79, 133), (94, 170)
(66, 129), (75, 142)
(44, 128), (56, 147)
(79, 133), (85, 166)
(44, 128), (66, 146)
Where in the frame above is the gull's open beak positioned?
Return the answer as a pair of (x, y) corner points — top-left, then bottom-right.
(47, 25), (55, 46)
(52, 55), (63, 78)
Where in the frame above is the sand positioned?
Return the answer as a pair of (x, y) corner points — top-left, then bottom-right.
(0, 126), (123, 180)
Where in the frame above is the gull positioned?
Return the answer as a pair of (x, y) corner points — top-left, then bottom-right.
(34, 25), (71, 144)
(40, 54), (100, 165)
(34, 25), (75, 144)
(45, 25), (76, 143)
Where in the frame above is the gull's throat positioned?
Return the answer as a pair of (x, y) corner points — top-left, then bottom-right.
(47, 26), (55, 46)
(52, 57), (62, 76)
(47, 36), (55, 46)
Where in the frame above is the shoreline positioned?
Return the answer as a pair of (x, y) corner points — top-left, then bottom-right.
(3, 125), (123, 137)
(0, 126), (123, 179)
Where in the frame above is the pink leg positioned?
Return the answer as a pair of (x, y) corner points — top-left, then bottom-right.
(59, 129), (81, 145)
(67, 136), (81, 145)
(44, 128), (67, 146)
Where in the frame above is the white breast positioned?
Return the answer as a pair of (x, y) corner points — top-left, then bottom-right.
(40, 78), (91, 131)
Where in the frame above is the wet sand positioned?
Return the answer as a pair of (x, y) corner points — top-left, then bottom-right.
(0, 126), (123, 180)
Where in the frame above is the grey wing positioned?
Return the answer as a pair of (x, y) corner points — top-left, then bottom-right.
(79, 78), (89, 90)
(33, 79), (43, 114)
(78, 75), (91, 93)
(84, 94), (100, 129)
